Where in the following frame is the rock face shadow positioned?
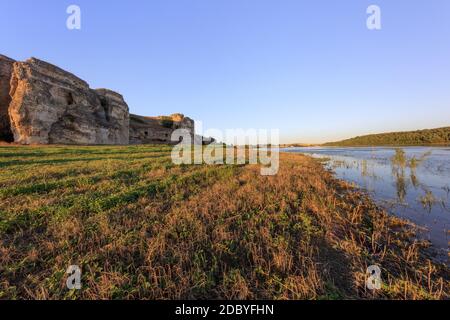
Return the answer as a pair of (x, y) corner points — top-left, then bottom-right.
(0, 55), (15, 142)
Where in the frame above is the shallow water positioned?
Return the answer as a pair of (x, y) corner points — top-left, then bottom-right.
(283, 146), (450, 262)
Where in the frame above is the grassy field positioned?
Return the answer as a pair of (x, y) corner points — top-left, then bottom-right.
(0, 145), (448, 299)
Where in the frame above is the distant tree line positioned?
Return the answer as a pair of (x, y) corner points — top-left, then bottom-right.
(324, 127), (450, 146)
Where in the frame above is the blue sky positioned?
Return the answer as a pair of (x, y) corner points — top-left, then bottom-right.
(1, 0), (450, 143)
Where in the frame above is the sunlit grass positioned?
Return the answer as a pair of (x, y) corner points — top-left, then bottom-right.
(0, 145), (448, 300)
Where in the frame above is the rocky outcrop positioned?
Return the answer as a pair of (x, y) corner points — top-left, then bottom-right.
(0, 55), (196, 146)
(129, 113), (194, 144)
(0, 55), (15, 142)
(8, 57), (129, 145)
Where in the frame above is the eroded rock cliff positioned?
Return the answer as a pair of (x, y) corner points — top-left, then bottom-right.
(8, 58), (129, 145)
(0, 55), (196, 145)
(0, 55), (15, 142)
(129, 113), (194, 144)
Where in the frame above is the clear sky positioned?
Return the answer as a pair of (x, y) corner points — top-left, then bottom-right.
(1, 0), (450, 143)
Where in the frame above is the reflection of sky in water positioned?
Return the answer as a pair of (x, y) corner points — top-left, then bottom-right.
(283, 147), (450, 262)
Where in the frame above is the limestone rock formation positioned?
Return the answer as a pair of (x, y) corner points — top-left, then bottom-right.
(129, 113), (195, 144)
(0, 54), (196, 146)
(8, 57), (129, 145)
(0, 55), (15, 142)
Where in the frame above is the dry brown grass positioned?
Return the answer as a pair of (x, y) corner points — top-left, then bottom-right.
(0, 146), (448, 299)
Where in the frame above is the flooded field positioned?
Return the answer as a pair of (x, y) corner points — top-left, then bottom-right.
(284, 146), (450, 262)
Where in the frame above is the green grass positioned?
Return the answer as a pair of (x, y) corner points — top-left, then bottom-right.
(0, 145), (448, 300)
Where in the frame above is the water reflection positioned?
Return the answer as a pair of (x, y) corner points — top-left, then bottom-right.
(390, 149), (434, 205)
(393, 168), (407, 203)
(410, 170), (419, 189)
(419, 190), (437, 213)
(283, 146), (450, 262)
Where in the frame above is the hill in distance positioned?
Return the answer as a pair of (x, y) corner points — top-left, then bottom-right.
(323, 126), (450, 147)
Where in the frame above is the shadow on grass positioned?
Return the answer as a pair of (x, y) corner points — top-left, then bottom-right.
(0, 154), (171, 168)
